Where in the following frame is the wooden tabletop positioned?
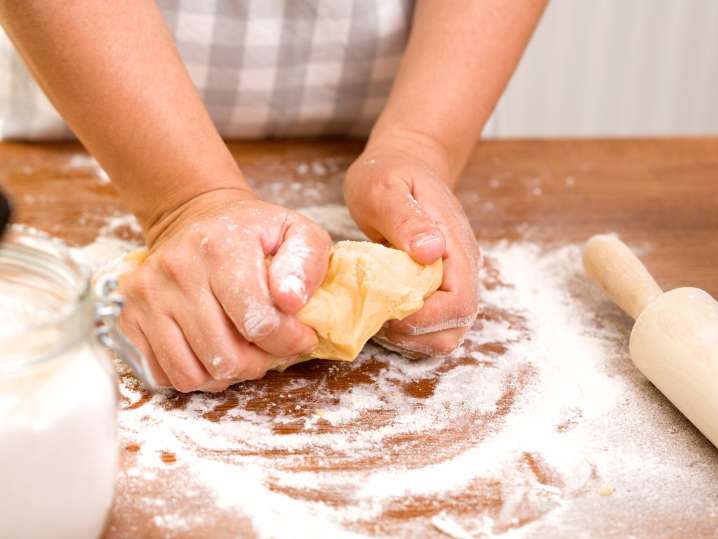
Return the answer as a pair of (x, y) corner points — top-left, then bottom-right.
(1, 138), (717, 538)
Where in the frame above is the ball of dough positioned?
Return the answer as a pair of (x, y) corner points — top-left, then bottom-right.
(298, 241), (443, 361)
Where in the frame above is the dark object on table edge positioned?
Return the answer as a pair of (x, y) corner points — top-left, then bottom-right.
(0, 189), (10, 239)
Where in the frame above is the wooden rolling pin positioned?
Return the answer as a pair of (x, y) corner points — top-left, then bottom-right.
(583, 234), (718, 447)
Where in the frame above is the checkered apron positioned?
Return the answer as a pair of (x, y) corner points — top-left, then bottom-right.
(0, 0), (414, 140)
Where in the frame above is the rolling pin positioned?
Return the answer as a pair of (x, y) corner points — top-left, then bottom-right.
(583, 234), (718, 447)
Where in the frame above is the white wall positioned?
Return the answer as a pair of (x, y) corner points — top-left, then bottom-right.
(486, 0), (718, 137)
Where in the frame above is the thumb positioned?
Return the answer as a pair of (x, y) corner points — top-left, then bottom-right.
(367, 182), (445, 264)
(268, 219), (331, 315)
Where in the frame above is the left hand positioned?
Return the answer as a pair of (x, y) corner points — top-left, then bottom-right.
(344, 136), (481, 357)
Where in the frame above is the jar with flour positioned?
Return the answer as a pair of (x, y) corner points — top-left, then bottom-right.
(0, 226), (154, 539)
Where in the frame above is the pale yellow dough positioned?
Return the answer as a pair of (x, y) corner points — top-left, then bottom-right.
(103, 241), (442, 364)
(298, 241), (443, 361)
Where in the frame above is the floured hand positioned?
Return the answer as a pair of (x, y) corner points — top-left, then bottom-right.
(118, 189), (331, 392)
(344, 141), (481, 357)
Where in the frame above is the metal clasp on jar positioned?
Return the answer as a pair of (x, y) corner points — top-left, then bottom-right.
(94, 275), (158, 391)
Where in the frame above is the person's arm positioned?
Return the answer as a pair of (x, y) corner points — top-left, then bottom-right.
(372, 0), (546, 184)
(0, 1), (331, 391)
(345, 0), (546, 355)
(0, 0), (244, 237)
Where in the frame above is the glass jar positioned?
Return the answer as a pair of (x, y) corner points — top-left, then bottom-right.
(0, 226), (152, 539)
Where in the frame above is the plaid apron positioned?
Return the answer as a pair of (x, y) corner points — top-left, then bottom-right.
(0, 0), (413, 140)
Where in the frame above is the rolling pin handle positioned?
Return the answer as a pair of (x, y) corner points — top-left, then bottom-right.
(583, 234), (663, 320)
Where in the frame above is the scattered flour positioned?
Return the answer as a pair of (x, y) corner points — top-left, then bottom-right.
(65, 154), (111, 184)
(99, 214), (142, 239)
(432, 513), (475, 539)
(245, 157), (347, 209)
(70, 204), (718, 539)
(297, 204), (367, 241)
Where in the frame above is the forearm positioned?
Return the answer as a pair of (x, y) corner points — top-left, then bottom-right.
(369, 0), (546, 184)
(0, 1), (250, 232)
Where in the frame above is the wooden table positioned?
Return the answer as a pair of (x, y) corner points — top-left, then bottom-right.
(1, 138), (717, 537)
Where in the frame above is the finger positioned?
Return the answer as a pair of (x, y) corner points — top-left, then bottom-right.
(122, 250), (237, 383)
(386, 290), (479, 336)
(210, 240), (317, 358)
(358, 177), (445, 264)
(374, 325), (470, 358)
(118, 314), (171, 388)
(268, 219), (331, 315)
(385, 248), (480, 336)
(142, 314), (213, 393)
(387, 208), (481, 336)
(174, 289), (275, 381)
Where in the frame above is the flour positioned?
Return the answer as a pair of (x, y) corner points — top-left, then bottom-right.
(297, 204), (367, 241)
(100, 214), (142, 238)
(0, 343), (118, 539)
(432, 513), (475, 539)
(76, 206), (718, 539)
(65, 153), (111, 184)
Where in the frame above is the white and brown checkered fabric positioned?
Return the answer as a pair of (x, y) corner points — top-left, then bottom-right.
(0, 0), (414, 140)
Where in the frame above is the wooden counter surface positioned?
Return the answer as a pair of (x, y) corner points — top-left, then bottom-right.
(1, 138), (717, 538)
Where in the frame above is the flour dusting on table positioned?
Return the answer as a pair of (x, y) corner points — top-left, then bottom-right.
(72, 207), (718, 539)
(65, 153), (111, 184)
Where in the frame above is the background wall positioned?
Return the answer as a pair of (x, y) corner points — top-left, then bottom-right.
(485, 0), (718, 137)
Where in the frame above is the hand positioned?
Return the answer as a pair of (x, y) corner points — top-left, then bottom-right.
(118, 188), (332, 392)
(344, 137), (481, 357)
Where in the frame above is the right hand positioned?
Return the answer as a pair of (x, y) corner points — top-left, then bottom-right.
(118, 189), (332, 392)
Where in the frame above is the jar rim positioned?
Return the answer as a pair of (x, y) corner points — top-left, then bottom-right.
(0, 225), (93, 370)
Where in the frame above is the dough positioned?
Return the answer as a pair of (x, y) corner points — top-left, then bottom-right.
(299, 241), (442, 361)
(100, 241), (442, 364)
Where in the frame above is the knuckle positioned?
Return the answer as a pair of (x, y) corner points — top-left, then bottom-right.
(205, 235), (228, 261)
(363, 176), (394, 207)
(126, 269), (154, 303)
(157, 252), (187, 283)
(397, 212), (429, 232)
(369, 175), (396, 197)
(206, 365), (225, 381)
(239, 304), (280, 341)
(204, 353), (236, 380)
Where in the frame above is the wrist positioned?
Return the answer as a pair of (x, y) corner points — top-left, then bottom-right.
(143, 184), (257, 248)
(364, 125), (459, 186)
(120, 158), (255, 237)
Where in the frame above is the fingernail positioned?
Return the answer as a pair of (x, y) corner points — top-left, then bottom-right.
(279, 274), (308, 304)
(411, 231), (443, 252)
